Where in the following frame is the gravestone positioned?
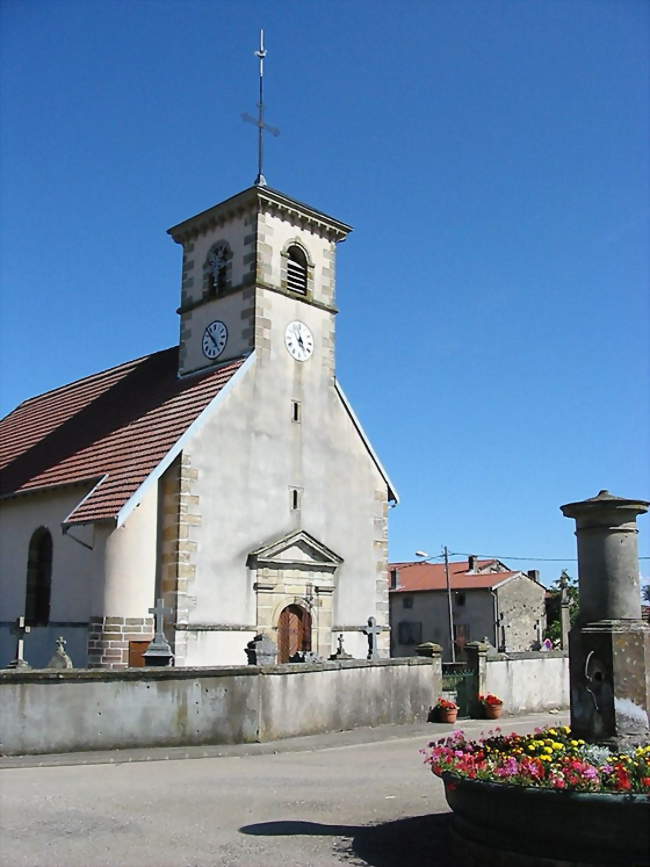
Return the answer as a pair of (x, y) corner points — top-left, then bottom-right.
(561, 489), (649, 748)
(6, 616), (31, 669)
(245, 634), (277, 665)
(363, 616), (382, 660)
(143, 598), (174, 666)
(480, 636), (499, 659)
(48, 636), (73, 669)
(329, 633), (352, 660)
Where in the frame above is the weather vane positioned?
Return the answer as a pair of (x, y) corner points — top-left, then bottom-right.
(242, 29), (280, 187)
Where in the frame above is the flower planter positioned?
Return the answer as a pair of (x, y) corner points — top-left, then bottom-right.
(482, 703), (502, 720)
(441, 772), (650, 866)
(437, 708), (458, 724)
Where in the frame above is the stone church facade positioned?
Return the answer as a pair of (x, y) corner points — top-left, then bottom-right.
(0, 185), (397, 669)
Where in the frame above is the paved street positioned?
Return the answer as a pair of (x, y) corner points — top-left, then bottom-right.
(0, 712), (566, 867)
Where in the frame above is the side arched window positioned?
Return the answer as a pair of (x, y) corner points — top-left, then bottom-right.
(286, 245), (308, 294)
(204, 241), (232, 298)
(25, 527), (52, 626)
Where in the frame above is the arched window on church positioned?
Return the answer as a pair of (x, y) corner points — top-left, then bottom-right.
(286, 245), (308, 294)
(25, 527), (52, 626)
(205, 241), (231, 298)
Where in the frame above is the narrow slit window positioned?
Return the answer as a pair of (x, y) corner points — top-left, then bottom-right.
(290, 488), (302, 510)
(286, 245), (308, 294)
(291, 401), (301, 423)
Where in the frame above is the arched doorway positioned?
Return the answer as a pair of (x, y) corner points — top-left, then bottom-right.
(277, 604), (312, 663)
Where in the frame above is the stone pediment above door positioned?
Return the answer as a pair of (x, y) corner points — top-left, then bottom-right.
(247, 530), (343, 574)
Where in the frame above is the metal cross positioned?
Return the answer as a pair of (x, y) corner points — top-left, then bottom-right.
(8, 616), (31, 669)
(149, 598), (172, 640)
(363, 616), (382, 660)
(241, 28), (280, 187)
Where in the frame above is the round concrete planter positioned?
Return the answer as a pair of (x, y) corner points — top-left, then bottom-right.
(441, 772), (650, 866)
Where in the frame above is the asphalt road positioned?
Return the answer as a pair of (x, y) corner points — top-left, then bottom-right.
(0, 712), (567, 867)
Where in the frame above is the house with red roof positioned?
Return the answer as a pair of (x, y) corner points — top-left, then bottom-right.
(389, 556), (546, 659)
(0, 184), (397, 668)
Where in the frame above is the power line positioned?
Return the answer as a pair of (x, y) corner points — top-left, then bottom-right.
(450, 551), (650, 562)
(396, 551), (650, 565)
(450, 551), (577, 562)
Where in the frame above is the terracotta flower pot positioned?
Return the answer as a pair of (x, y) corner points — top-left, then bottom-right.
(483, 703), (503, 720)
(438, 707), (458, 724)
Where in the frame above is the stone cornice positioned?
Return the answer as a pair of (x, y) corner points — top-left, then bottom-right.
(167, 185), (352, 245)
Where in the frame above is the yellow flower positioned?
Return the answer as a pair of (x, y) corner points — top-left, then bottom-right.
(543, 746), (553, 754)
(552, 742), (564, 750)
(570, 740), (579, 747)
(548, 729), (557, 736)
(561, 726), (570, 734)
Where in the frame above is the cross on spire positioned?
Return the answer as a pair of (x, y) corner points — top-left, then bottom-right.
(242, 28), (280, 187)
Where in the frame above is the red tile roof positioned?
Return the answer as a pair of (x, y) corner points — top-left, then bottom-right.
(0, 347), (246, 525)
(389, 559), (521, 591)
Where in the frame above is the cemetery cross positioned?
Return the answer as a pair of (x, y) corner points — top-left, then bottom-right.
(7, 616), (31, 669)
(363, 616), (382, 660)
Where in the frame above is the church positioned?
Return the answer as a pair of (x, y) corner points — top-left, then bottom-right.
(0, 180), (398, 669)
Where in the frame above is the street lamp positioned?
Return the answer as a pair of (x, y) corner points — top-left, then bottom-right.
(416, 546), (456, 663)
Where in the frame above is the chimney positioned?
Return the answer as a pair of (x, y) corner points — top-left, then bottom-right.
(528, 569), (540, 582)
(468, 554), (478, 572)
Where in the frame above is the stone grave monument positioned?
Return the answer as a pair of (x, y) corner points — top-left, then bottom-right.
(48, 636), (73, 669)
(363, 616), (381, 660)
(6, 616), (31, 669)
(329, 633), (352, 660)
(143, 598), (174, 666)
(245, 633), (277, 665)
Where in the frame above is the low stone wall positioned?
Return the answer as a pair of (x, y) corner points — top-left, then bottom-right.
(0, 656), (438, 755)
(484, 651), (569, 713)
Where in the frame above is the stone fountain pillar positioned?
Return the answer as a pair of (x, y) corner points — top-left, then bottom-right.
(561, 490), (649, 748)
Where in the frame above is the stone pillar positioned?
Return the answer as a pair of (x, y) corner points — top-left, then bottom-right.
(560, 591), (571, 651)
(561, 490), (649, 748)
(415, 642), (443, 703)
(465, 641), (488, 718)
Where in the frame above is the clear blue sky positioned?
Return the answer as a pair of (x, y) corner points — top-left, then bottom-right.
(1, 0), (648, 586)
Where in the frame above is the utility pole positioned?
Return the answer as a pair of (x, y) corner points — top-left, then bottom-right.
(443, 545), (456, 663)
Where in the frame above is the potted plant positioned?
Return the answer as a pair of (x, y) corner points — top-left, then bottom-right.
(432, 697), (459, 724)
(479, 693), (503, 719)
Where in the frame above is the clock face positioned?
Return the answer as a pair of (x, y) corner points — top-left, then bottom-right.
(202, 320), (228, 360)
(285, 321), (314, 362)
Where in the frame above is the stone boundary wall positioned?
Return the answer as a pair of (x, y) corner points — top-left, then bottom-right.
(484, 651), (569, 714)
(0, 657), (439, 756)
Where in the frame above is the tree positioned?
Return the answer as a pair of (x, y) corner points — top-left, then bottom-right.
(544, 570), (579, 644)
(642, 584), (650, 605)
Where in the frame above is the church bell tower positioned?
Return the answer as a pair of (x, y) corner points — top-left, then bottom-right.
(167, 30), (351, 379)
(167, 187), (352, 377)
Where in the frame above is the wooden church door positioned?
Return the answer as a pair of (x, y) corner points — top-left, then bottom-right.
(277, 605), (312, 663)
